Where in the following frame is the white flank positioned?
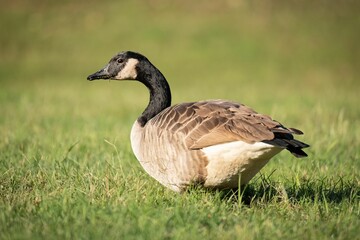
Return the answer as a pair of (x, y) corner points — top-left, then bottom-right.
(116, 58), (139, 80)
(202, 141), (282, 188)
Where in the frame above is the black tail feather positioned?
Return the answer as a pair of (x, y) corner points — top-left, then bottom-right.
(287, 145), (308, 158)
(262, 132), (309, 158)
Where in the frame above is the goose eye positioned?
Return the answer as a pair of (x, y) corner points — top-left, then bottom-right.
(117, 59), (124, 64)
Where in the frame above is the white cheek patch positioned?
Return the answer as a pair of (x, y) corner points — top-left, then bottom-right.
(116, 58), (139, 80)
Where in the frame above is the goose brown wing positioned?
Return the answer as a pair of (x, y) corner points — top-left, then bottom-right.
(150, 100), (301, 150)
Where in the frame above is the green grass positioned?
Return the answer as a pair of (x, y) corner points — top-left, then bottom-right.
(1, 0), (359, 239)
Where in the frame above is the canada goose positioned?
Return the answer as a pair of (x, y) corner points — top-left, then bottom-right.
(87, 51), (309, 192)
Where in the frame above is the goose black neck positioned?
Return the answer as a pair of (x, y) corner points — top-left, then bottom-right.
(136, 61), (171, 127)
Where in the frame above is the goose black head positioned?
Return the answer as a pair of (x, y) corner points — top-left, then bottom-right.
(87, 51), (148, 81)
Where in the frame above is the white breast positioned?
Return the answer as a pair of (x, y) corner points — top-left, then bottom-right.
(130, 121), (206, 192)
(202, 141), (282, 188)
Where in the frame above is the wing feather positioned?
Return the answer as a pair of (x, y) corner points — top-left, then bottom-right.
(149, 100), (308, 155)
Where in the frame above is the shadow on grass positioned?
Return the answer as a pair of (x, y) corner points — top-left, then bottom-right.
(218, 174), (359, 205)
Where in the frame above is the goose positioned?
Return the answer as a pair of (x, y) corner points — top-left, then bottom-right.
(87, 51), (309, 192)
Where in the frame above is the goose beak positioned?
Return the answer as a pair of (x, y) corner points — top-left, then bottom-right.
(87, 64), (111, 81)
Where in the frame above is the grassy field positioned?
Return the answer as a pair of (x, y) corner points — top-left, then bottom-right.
(1, 0), (359, 239)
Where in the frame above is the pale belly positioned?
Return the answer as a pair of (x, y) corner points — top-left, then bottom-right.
(201, 141), (282, 189)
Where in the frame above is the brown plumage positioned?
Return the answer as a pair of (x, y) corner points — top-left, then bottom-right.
(87, 51), (309, 192)
(150, 100), (308, 157)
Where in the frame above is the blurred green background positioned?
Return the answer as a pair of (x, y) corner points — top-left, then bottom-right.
(1, 0), (359, 239)
(2, 0), (359, 92)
